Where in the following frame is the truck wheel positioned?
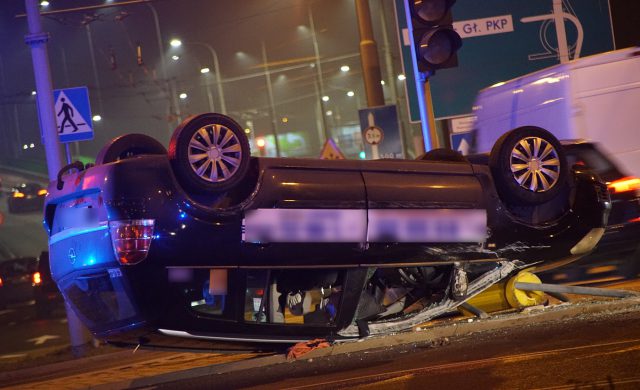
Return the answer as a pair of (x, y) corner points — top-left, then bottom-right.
(168, 113), (250, 194)
(489, 126), (567, 205)
(96, 134), (167, 165)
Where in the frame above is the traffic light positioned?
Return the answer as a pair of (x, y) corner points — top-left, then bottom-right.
(410, 0), (462, 73)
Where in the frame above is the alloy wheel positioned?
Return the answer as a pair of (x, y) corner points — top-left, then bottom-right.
(510, 136), (560, 192)
(187, 124), (243, 183)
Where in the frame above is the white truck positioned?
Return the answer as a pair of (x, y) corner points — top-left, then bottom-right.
(473, 47), (640, 178)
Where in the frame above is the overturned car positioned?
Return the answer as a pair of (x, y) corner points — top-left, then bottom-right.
(44, 113), (610, 349)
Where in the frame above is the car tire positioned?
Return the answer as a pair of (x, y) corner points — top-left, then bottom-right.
(489, 126), (568, 205)
(168, 113), (251, 194)
(417, 148), (468, 163)
(95, 134), (167, 165)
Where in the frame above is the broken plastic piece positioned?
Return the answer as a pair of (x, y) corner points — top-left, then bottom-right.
(287, 338), (331, 359)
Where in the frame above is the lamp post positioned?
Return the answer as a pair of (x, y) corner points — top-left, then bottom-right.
(200, 67), (216, 112)
(146, 3), (181, 128)
(170, 39), (226, 115)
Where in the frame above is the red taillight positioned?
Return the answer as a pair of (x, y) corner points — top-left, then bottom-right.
(607, 176), (640, 194)
(0, 276), (3, 287)
(109, 219), (155, 265)
(32, 272), (42, 286)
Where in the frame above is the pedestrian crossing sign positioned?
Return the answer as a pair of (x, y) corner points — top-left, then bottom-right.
(53, 86), (94, 143)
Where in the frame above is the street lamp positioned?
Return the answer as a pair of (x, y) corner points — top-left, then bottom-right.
(170, 39), (226, 114)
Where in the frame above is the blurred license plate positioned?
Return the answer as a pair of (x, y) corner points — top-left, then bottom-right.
(368, 209), (487, 243)
(243, 208), (486, 243)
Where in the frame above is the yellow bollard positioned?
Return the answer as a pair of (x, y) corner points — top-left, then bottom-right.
(460, 271), (546, 315)
(505, 271), (546, 308)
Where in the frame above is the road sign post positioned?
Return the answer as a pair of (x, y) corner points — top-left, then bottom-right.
(24, 0), (93, 356)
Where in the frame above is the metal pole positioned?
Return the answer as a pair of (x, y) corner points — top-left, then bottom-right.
(355, 0), (385, 107)
(261, 41), (281, 157)
(515, 282), (639, 299)
(378, 0), (397, 104)
(0, 55), (10, 159)
(308, 6), (330, 142)
(13, 105), (22, 158)
(553, 0), (570, 63)
(423, 79), (439, 148)
(146, 3), (179, 129)
(204, 75), (215, 112)
(85, 24), (104, 115)
(24, 0), (63, 178)
(24, 0), (92, 356)
(402, 0), (433, 151)
(203, 44), (227, 115)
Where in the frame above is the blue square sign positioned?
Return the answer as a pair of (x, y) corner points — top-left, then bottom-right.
(450, 131), (474, 155)
(53, 86), (94, 143)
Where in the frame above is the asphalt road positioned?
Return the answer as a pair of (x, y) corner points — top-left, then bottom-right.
(168, 305), (640, 390)
(0, 301), (69, 360)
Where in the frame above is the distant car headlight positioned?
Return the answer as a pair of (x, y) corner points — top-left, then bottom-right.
(37, 189), (47, 196)
(13, 192), (25, 198)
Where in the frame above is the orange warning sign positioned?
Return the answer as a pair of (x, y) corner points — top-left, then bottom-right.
(319, 138), (346, 160)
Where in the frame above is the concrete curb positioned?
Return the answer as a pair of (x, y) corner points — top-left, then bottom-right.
(102, 296), (640, 389)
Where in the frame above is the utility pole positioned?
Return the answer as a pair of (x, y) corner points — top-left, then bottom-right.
(24, 0), (63, 179)
(355, 0), (385, 107)
(24, 0), (92, 356)
(308, 7), (331, 142)
(261, 41), (281, 157)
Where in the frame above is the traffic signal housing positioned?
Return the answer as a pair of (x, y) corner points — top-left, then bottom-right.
(410, 0), (462, 73)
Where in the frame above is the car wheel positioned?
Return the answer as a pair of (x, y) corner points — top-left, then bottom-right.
(169, 113), (251, 194)
(95, 134), (167, 165)
(417, 148), (468, 163)
(489, 126), (568, 205)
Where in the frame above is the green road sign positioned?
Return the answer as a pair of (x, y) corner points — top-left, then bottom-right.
(430, 0), (614, 118)
(395, 0), (615, 120)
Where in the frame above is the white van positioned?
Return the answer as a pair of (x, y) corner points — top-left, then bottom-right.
(473, 47), (640, 178)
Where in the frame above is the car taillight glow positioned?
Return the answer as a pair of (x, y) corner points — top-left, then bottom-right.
(109, 219), (155, 265)
(32, 272), (42, 285)
(607, 176), (640, 194)
(0, 276), (3, 287)
(37, 189), (47, 196)
(13, 192), (25, 198)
